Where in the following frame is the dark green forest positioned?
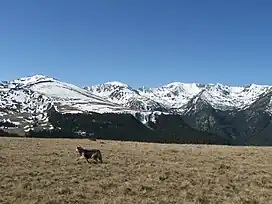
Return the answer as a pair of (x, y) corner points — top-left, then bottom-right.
(24, 108), (231, 145)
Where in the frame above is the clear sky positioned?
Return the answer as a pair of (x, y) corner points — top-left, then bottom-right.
(0, 0), (272, 88)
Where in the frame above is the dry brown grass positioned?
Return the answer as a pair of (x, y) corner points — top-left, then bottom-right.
(0, 137), (271, 204)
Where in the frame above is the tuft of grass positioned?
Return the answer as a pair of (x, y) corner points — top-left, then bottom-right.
(0, 137), (272, 204)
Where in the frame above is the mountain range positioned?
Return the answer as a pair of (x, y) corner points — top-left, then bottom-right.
(1, 75), (271, 146)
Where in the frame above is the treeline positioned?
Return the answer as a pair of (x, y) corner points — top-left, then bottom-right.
(26, 108), (231, 145)
(0, 129), (21, 137)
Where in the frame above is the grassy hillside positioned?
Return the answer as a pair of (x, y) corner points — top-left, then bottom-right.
(0, 137), (271, 204)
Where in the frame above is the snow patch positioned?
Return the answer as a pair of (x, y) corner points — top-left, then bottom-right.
(104, 81), (128, 87)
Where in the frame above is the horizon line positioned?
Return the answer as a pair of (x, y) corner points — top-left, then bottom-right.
(1, 73), (272, 89)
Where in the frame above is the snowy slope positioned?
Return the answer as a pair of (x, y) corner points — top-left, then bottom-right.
(1, 74), (272, 135)
(5, 75), (132, 113)
(201, 83), (272, 110)
(2, 75), (272, 116)
(0, 75), (118, 132)
(0, 75), (168, 133)
(87, 81), (272, 111)
(86, 81), (169, 111)
(9, 75), (115, 104)
(2, 75), (166, 116)
(138, 82), (203, 108)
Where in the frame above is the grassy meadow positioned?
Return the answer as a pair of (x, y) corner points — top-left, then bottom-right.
(0, 137), (271, 204)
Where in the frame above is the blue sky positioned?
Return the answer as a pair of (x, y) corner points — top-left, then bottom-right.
(0, 0), (272, 88)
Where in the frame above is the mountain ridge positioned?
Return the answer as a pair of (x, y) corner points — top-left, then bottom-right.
(1, 74), (272, 146)
(86, 79), (272, 112)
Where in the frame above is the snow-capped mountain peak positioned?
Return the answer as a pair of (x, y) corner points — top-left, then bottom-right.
(2, 74), (272, 116)
(1, 75), (130, 118)
(103, 81), (129, 87)
(160, 82), (203, 95)
(2, 74), (272, 138)
(10, 75), (56, 87)
(162, 81), (200, 88)
(87, 79), (272, 111)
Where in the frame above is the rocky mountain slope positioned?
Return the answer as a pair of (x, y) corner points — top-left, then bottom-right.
(0, 75), (228, 145)
(86, 81), (272, 145)
(0, 75), (162, 132)
(1, 74), (272, 145)
(86, 81), (272, 111)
